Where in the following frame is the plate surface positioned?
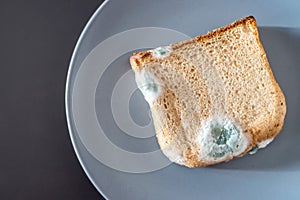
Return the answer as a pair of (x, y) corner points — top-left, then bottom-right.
(66, 0), (300, 199)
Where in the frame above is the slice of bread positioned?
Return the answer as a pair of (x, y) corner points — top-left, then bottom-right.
(129, 16), (286, 167)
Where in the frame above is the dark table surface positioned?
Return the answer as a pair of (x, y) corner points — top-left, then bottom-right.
(1, 1), (105, 199)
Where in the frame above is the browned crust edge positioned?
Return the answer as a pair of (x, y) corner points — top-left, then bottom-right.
(130, 16), (256, 71)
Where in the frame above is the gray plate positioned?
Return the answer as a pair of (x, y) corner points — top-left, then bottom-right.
(66, 0), (300, 199)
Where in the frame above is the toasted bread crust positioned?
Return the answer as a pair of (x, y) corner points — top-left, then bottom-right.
(130, 16), (256, 70)
(130, 16), (286, 167)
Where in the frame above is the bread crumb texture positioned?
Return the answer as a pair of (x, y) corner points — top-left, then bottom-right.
(130, 16), (286, 167)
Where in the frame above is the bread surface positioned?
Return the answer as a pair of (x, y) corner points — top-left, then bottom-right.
(130, 16), (286, 167)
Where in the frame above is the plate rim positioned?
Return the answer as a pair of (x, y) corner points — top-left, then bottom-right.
(65, 0), (110, 199)
(65, 1), (300, 199)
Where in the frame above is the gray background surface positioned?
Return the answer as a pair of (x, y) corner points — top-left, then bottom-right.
(0, 0), (104, 199)
(2, 0), (300, 200)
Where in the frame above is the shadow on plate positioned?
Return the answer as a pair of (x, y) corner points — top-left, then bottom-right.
(212, 27), (300, 171)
